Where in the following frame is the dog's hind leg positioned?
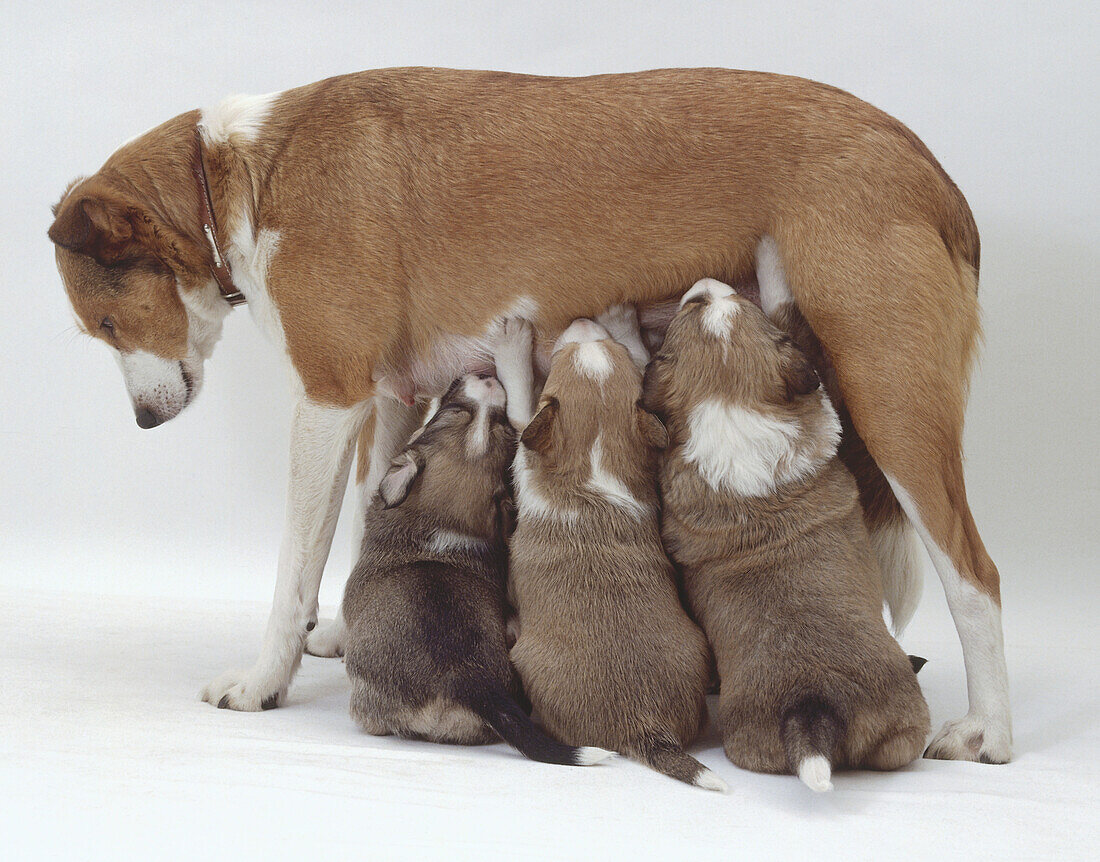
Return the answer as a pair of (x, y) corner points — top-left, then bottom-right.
(759, 237), (925, 634)
(780, 222), (1011, 763)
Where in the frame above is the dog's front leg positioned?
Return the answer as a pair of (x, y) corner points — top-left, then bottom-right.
(202, 398), (369, 710)
(306, 395), (423, 658)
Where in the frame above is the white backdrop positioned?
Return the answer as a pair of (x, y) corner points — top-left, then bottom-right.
(1, 1), (1097, 859)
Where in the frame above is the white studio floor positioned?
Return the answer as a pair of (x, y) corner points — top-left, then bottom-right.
(2, 583), (1096, 860)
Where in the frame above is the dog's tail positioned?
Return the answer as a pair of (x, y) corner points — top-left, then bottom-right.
(622, 731), (728, 792)
(780, 696), (845, 792)
(459, 683), (612, 767)
(871, 512), (925, 635)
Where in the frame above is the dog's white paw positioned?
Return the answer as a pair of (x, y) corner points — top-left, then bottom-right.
(595, 303), (639, 344)
(201, 669), (286, 712)
(924, 713), (1012, 763)
(305, 618), (346, 658)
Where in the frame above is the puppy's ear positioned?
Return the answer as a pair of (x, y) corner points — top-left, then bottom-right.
(635, 402), (668, 450)
(520, 398), (559, 456)
(496, 491), (517, 538)
(781, 343), (820, 400)
(378, 450), (423, 508)
(640, 361), (662, 414)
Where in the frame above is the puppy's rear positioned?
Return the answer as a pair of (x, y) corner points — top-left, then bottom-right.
(342, 371), (609, 767)
(646, 280), (929, 790)
(509, 316), (723, 791)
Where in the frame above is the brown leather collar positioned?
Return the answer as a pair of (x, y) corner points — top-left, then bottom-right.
(191, 128), (246, 307)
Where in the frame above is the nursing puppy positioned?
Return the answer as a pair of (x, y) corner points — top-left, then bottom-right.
(508, 316), (724, 791)
(342, 369), (609, 766)
(645, 280), (929, 791)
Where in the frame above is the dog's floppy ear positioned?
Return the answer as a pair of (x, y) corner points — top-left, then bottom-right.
(49, 188), (145, 265)
(520, 397), (559, 456)
(49, 182), (201, 269)
(635, 401), (668, 450)
(780, 342), (820, 400)
(378, 450), (423, 509)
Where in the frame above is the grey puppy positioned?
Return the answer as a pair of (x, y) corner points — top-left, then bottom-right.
(342, 369), (610, 766)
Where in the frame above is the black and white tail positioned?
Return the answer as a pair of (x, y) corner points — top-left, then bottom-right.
(625, 731), (728, 792)
(461, 684), (612, 767)
(780, 696), (845, 792)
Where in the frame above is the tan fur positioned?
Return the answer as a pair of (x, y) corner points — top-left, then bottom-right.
(645, 291), (930, 778)
(509, 331), (711, 782)
(50, 69), (992, 600)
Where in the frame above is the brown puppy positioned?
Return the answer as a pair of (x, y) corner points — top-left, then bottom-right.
(644, 279), (930, 791)
(342, 369), (611, 766)
(508, 316), (724, 791)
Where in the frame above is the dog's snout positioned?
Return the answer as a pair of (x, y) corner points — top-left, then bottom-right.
(135, 407), (163, 429)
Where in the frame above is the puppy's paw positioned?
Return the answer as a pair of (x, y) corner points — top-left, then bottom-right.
(595, 303), (640, 344)
(495, 316), (534, 363)
(202, 670), (286, 712)
(924, 713), (1012, 763)
(305, 618), (346, 658)
(493, 317), (535, 429)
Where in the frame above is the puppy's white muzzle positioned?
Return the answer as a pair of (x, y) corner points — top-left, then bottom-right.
(680, 278), (736, 307)
(553, 318), (610, 353)
(461, 373), (506, 409)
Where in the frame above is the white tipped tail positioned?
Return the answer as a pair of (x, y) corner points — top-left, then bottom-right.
(574, 746), (615, 766)
(798, 755), (834, 792)
(693, 768), (730, 793)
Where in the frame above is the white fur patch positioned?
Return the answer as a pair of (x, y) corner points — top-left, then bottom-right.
(200, 92), (282, 146)
(884, 475), (1013, 761)
(693, 768), (730, 792)
(574, 747), (615, 766)
(870, 515), (925, 635)
(427, 530), (487, 555)
(512, 446), (577, 524)
(797, 755), (834, 792)
(175, 277), (231, 405)
(114, 348), (189, 422)
(586, 436), (647, 518)
(467, 408), (491, 457)
(572, 342), (613, 381)
(683, 397), (838, 497)
(227, 209), (287, 361)
(680, 277), (735, 307)
(680, 278), (740, 337)
(756, 235), (792, 318)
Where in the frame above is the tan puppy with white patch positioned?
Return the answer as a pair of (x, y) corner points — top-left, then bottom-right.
(48, 68), (1007, 763)
(645, 279), (930, 791)
(506, 314), (723, 791)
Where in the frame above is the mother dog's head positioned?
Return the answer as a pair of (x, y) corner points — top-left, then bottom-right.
(48, 119), (231, 428)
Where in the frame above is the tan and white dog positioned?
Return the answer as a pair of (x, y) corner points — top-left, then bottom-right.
(48, 67), (1008, 763)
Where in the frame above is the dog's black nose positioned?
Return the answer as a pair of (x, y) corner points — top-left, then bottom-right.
(135, 408), (162, 429)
